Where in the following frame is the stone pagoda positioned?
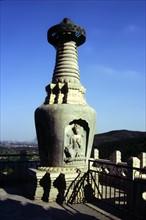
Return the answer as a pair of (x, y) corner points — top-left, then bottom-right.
(35, 18), (96, 167)
(29, 18), (96, 202)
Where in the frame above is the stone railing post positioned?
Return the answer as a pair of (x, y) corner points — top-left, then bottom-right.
(138, 152), (146, 168)
(127, 157), (140, 212)
(127, 157), (140, 180)
(94, 149), (99, 160)
(110, 150), (121, 164)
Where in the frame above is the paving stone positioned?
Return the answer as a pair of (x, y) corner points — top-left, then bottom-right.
(0, 187), (127, 220)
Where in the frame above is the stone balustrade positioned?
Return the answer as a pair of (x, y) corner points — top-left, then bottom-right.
(92, 149), (146, 180)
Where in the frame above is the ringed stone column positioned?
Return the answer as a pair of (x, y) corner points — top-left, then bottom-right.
(35, 18), (96, 167)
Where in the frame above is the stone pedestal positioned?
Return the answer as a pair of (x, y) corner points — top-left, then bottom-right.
(27, 166), (87, 202)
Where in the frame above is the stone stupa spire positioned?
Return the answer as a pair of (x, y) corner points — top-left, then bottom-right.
(35, 18), (96, 167)
(45, 18), (86, 104)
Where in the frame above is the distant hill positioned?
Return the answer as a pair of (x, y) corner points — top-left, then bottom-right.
(92, 130), (146, 161)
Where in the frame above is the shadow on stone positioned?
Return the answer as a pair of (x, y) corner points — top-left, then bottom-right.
(0, 198), (99, 220)
(53, 173), (66, 204)
(83, 183), (95, 203)
(40, 172), (51, 202)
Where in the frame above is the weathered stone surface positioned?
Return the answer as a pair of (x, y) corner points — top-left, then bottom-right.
(27, 167), (87, 202)
(35, 104), (96, 166)
(35, 18), (96, 167)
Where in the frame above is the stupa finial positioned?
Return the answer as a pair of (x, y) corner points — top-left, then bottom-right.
(47, 18), (86, 47)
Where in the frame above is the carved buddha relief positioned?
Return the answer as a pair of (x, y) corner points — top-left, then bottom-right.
(64, 120), (88, 163)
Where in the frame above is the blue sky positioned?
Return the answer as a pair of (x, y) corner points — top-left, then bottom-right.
(1, 0), (145, 141)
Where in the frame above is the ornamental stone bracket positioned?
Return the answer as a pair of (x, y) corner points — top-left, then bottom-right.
(45, 82), (86, 104)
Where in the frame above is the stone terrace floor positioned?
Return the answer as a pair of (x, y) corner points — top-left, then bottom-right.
(0, 186), (133, 220)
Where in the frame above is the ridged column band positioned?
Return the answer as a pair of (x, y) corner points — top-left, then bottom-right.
(52, 41), (80, 84)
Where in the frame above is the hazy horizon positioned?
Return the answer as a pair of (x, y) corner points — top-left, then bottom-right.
(1, 129), (146, 143)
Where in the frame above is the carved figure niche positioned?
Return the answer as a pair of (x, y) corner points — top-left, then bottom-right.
(64, 119), (89, 163)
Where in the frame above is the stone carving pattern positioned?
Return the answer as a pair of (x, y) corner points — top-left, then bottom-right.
(45, 82), (86, 104)
(64, 123), (86, 163)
